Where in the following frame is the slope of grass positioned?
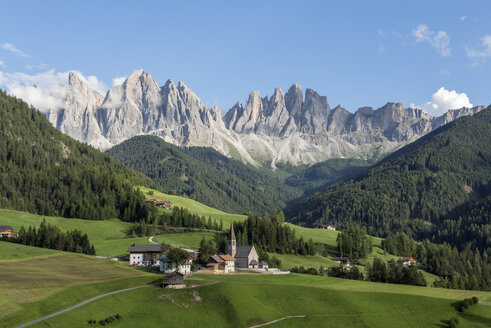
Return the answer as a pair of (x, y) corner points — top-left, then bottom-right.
(0, 209), (216, 256)
(139, 186), (247, 228)
(0, 247), (158, 327)
(34, 274), (491, 328)
(271, 252), (337, 270)
(0, 241), (60, 260)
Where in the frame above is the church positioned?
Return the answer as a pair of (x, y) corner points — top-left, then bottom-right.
(228, 224), (259, 269)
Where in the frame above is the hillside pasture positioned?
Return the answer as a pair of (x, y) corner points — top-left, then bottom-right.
(35, 274), (491, 328)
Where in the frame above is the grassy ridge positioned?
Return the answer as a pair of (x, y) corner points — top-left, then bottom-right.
(139, 186), (247, 228)
(35, 274), (491, 328)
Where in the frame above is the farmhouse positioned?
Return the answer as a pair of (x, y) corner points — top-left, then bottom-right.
(0, 226), (18, 238)
(318, 224), (336, 231)
(402, 257), (417, 266)
(156, 200), (172, 209)
(331, 257), (350, 266)
(144, 198), (157, 204)
(228, 224), (259, 269)
(159, 253), (192, 274)
(127, 244), (162, 266)
(205, 254), (236, 273)
(162, 272), (185, 288)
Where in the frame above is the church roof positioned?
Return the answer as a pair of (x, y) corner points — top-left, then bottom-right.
(250, 259), (258, 265)
(235, 246), (254, 258)
(229, 224), (236, 241)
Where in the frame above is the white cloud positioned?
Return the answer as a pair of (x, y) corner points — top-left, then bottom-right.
(0, 69), (68, 113)
(79, 73), (109, 95)
(378, 28), (386, 37)
(439, 68), (450, 75)
(460, 16), (467, 21)
(412, 24), (451, 57)
(0, 69), (110, 114)
(2, 42), (29, 58)
(25, 63), (48, 70)
(112, 76), (126, 87)
(466, 35), (491, 58)
(420, 87), (472, 116)
(0, 60), (5, 67)
(377, 45), (386, 53)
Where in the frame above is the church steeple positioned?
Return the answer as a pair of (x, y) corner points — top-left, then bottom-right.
(228, 224), (236, 257)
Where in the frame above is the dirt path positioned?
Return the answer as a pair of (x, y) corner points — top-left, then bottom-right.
(248, 315), (307, 328)
(149, 236), (157, 244)
(16, 284), (159, 328)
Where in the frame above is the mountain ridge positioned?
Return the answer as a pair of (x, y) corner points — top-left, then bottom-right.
(47, 69), (485, 166)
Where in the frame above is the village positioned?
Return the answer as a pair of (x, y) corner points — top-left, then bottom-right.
(124, 217), (419, 288)
(127, 224), (289, 288)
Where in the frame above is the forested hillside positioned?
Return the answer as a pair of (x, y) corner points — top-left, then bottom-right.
(288, 107), (491, 252)
(107, 136), (301, 214)
(0, 90), (155, 221)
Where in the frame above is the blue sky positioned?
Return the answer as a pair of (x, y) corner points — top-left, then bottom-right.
(0, 0), (490, 115)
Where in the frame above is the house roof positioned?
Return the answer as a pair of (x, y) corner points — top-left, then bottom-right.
(0, 225), (13, 232)
(219, 254), (235, 261)
(250, 259), (258, 265)
(207, 255), (224, 264)
(235, 246), (254, 258)
(402, 257), (416, 261)
(163, 271), (185, 281)
(127, 244), (161, 253)
(259, 261), (268, 266)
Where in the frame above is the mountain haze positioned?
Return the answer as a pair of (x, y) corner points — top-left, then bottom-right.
(48, 70), (484, 166)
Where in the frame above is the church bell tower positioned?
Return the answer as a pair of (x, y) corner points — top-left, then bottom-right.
(228, 224), (236, 257)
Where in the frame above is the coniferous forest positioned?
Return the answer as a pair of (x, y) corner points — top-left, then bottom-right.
(0, 91), (156, 221)
(288, 107), (491, 256)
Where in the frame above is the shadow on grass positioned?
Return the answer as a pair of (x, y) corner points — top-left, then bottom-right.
(461, 313), (491, 325)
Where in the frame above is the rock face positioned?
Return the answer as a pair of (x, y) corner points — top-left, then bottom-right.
(47, 70), (484, 166)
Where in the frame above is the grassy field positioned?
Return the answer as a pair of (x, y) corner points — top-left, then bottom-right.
(271, 252), (337, 270)
(0, 209), (217, 256)
(138, 186), (247, 228)
(0, 242), (159, 327)
(0, 241), (60, 260)
(32, 274), (491, 328)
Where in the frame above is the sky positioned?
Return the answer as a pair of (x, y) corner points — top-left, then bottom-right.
(0, 0), (490, 116)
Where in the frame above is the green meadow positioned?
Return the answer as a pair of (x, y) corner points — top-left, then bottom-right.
(138, 186), (247, 228)
(0, 242), (158, 327)
(30, 274), (491, 328)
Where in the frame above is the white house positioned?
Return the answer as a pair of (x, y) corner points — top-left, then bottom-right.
(159, 254), (192, 275)
(127, 244), (162, 267)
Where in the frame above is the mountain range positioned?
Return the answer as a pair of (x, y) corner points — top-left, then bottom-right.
(47, 69), (484, 166)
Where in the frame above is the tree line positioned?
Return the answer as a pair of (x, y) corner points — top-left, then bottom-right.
(383, 232), (490, 291)
(4, 219), (96, 255)
(233, 210), (316, 256)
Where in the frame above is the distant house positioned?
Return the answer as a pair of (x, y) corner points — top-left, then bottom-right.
(318, 225), (336, 231)
(206, 254), (236, 273)
(402, 257), (417, 266)
(0, 226), (18, 238)
(144, 198), (157, 204)
(159, 253), (192, 274)
(206, 255), (225, 272)
(162, 272), (185, 288)
(127, 244), (162, 266)
(156, 201), (172, 209)
(331, 257), (350, 266)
